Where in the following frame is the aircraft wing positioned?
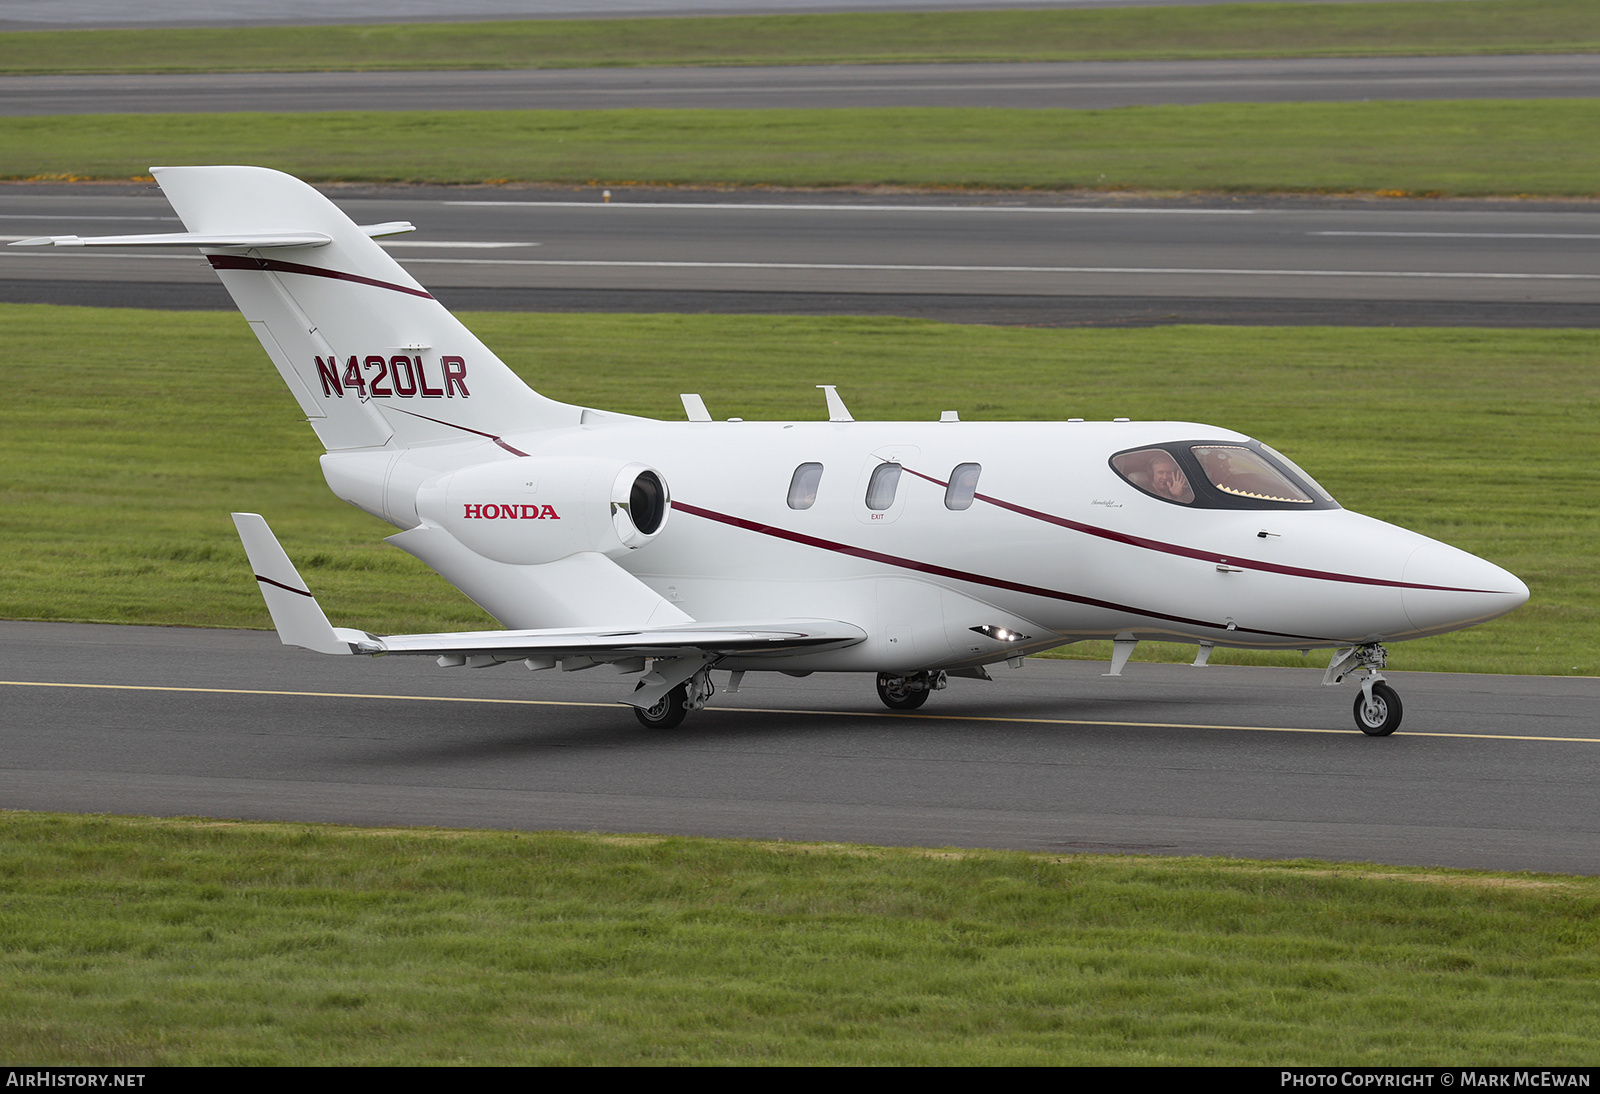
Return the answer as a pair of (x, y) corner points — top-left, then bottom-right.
(232, 512), (864, 664)
(367, 620), (866, 662)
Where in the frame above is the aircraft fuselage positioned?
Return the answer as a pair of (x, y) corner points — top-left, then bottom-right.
(324, 416), (1526, 677)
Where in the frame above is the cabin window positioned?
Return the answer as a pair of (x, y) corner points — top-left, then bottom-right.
(865, 462), (902, 510)
(787, 462), (823, 510)
(945, 463), (981, 510)
(1190, 445), (1313, 505)
(1110, 448), (1194, 504)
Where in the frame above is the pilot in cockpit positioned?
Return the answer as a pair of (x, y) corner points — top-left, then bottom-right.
(1148, 451), (1195, 504)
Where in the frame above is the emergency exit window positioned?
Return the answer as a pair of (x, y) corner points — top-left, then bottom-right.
(865, 462), (902, 510)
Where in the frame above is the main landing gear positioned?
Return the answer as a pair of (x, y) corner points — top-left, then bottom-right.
(1324, 643), (1402, 736)
(634, 683), (689, 729)
(633, 664), (715, 730)
(876, 671), (947, 711)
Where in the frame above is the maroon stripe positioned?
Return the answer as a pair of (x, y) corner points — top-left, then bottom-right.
(671, 501), (1333, 643)
(255, 574), (313, 598)
(387, 407), (530, 456)
(208, 254), (434, 300)
(901, 465), (1491, 595)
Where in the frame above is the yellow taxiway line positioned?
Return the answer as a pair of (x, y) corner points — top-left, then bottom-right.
(5, 679), (1598, 744)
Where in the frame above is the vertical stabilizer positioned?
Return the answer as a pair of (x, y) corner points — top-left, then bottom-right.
(153, 166), (577, 450)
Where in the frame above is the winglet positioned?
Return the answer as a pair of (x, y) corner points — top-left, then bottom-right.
(231, 513), (375, 655)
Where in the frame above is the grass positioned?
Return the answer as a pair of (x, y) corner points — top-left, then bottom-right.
(1, 2), (1596, 75)
(3, 811), (1598, 1065)
(7, 100), (1600, 198)
(1, 305), (1592, 675)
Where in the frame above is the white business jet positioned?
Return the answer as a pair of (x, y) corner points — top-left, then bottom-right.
(14, 166), (1529, 735)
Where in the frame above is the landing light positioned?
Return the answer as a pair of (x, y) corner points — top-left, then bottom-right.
(971, 624), (1030, 643)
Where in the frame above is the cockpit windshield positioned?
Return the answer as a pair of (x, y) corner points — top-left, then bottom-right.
(1191, 445), (1311, 504)
(1110, 440), (1339, 511)
(1257, 442), (1338, 505)
(1110, 448), (1194, 504)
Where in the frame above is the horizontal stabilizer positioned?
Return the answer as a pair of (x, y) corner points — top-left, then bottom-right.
(9, 223), (414, 249)
(232, 513), (373, 655)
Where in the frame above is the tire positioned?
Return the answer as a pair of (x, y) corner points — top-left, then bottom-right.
(635, 683), (689, 729)
(876, 673), (931, 711)
(1353, 681), (1403, 736)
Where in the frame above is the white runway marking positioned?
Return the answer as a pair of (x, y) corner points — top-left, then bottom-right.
(397, 257), (1600, 281)
(445, 200), (1260, 215)
(1312, 231), (1600, 240)
(378, 240), (539, 249)
(10, 248), (1588, 282)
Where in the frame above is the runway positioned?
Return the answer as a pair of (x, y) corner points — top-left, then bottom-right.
(9, 54), (1599, 115)
(5, 183), (1599, 325)
(3, 621), (1596, 874)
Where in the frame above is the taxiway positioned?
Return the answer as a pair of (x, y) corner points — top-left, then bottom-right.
(3, 621), (1596, 874)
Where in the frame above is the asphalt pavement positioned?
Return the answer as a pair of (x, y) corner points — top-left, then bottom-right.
(5, 185), (1599, 325)
(4, 621), (1596, 874)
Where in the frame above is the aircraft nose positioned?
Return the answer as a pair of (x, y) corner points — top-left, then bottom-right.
(1401, 540), (1529, 637)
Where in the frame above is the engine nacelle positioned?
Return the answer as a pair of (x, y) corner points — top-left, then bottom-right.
(414, 456), (670, 565)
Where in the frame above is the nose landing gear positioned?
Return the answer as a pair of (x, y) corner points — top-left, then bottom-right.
(1325, 644), (1402, 736)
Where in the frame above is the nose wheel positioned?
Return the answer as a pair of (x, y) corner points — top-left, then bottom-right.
(1353, 680), (1403, 736)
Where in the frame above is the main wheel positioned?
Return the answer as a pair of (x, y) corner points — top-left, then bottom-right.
(1353, 681), (1402, 736)
(635, 683), (689, 729)
(876, 673), (930, 711)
